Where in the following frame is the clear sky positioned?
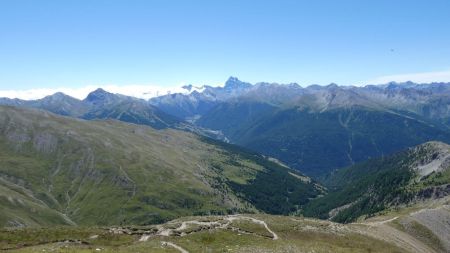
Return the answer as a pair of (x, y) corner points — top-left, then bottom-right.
(1, 0), (450, 99)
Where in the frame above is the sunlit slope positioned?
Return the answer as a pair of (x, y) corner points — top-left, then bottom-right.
(0, 106), (320, 227)
(5, 200), (447, 252)
(304, 141), (450, 222)
(3, 211), (443, 253)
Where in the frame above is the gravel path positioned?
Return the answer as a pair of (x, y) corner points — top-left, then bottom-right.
(139, 215), (279, 241)
(161, 241), (189, 253)
(225, 215), (279, 240)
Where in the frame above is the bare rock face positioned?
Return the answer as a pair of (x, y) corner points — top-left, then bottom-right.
(33, 132), (58, 154)
(411, 141), (450, 177)
(416, 184), (450, 200)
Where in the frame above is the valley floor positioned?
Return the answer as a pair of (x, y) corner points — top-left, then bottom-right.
(2, 197), (449, 253)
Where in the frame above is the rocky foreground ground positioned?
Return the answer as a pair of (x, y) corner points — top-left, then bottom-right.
(1, 197), (449, 253)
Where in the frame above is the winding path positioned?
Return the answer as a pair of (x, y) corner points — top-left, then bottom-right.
(161, 241), (189, 253)
(225, 216), (279, 240)
(139, 215), (279, 242)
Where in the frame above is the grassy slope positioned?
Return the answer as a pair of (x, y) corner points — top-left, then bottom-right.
(0, 183), (73, 227)
(0, 214), (412, 253)
(3, 199), (448, 253)
(0, 106), (320, 227)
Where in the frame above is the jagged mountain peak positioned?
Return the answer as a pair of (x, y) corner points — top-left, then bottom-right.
(85, 87), (110, 97)
(225, 76), (240, 83)
(83, 88), (119, 104)
(224, 76), (252, 90)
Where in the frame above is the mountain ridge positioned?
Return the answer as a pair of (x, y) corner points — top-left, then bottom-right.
(2, 78), (450, 178)
(0, 89), (229, 142)
(303, 141), (450, 222)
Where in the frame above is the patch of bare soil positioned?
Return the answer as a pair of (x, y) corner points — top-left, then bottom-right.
(409, 205), (450, 252)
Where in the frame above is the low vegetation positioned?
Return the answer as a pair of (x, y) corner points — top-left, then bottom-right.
(1, 214), (413, 253)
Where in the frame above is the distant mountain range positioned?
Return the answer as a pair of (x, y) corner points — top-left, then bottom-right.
(150, 77), (450, 122)
(0, 88), (180, 129)
(2, 77), (450, 178)
(151, 77), (450, 178)
(0, 88), (226, 140)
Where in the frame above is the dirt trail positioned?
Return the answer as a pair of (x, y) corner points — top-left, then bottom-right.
(161, 241), (189, 253)
(353, 216), (398, 226)
(138, 235), (151, 242)
(226, 216), (279, 240)
(139, 215), (279, 241)
(352, 217), (436, 253)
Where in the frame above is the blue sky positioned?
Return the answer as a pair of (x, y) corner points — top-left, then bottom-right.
(1, 0), (450, 98)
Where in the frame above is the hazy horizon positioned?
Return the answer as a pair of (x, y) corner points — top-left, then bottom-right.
(1, 0), (450, 99)
(1, 75), (449, 101)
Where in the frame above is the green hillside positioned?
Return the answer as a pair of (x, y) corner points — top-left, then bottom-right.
(0, 106), (321, 227)
(200, 103), (450, 178)
(303, 141), (450, 222)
